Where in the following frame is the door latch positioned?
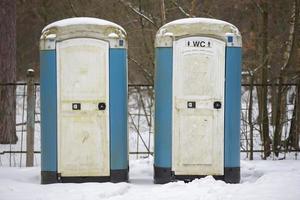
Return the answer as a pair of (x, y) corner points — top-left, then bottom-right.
(187, 101), (196, 108)
(72, 103), (81, 110)
(98, 102), (106, 110)
(213, 101), (222, 109)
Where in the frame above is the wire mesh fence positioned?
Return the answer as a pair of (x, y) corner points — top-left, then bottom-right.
(0, 82), (40, 167)
(128, 85), (154, 158)
(0, 83), (155, 167)
(240, 81), (300, 160)
(0, 82), (299, 167)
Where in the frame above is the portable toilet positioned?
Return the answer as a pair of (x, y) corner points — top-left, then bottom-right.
(40, 17), (128, 184)
(154, 18), (242, 184)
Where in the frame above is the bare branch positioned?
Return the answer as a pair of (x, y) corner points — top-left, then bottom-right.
(171, 0), (214, 18)
(128, 113), (151, 153)
(119, 0), (158, 29)
(250, 0), (264, 13)
(190, 0), (197, 16)
(171, 0), (192, 17)
(282, 0), (298, 71)
(160, 0), (166, 25)
(129, 57), (153, 84)
(67, 0), (79, 17)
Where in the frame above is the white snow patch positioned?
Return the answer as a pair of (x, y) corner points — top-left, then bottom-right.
(1, 157), (300, 200)
(163, 17), (233, 27)
(42, 17), (125, 33)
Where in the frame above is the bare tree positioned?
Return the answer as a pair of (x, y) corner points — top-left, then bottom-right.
(0, 0), (17, 144)
(171, 0), (193, 17)
(286, 0), (300, 151)
(119, 0), (158, 28)
(273, 0), (299, 156)
(252, 0), (272, 159)
(160, 0), (166, 25)
(189, 0), (197, 17)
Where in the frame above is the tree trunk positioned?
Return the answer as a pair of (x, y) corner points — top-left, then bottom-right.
(296, 81), (300, 150)
(277, 0), (299, 153)
(190, 0), (197, 17)
(0, 0), (17, 144)
(260, 0), (271, 159)
(160, 0), (166, 25)
(137, 0), (155, 84)
(287, 86), (299, 150)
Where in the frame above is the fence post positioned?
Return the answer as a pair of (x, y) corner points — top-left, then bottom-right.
(297, 80), (300, 152)
(248, 73), (254, 160)
(26, 69), (35, 167)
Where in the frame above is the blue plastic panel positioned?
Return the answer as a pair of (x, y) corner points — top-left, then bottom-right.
(109, 48), (128, 170)
(40, 50), (57, 172)
(224, 47), (242, 167)
(154, 47), (173, 168)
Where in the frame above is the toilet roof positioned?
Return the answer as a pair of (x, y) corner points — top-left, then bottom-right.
(155, 18), (241, 46)
(41, 17), (126, 41)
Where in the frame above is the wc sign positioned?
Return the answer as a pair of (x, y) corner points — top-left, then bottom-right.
(186, 40), (212, 48)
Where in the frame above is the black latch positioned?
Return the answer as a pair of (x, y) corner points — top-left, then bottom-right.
(98, 102), (106, 110)
(213, 101), (222, 109)
(72, 103), (81, 110)
(187, 101), (196, 108)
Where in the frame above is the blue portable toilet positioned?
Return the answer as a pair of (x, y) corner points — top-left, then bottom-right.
(40, 17), (128, 184)
(154, 18), (242, 184)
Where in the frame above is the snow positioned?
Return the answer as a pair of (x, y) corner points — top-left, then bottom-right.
(164, 17), (233, 26)
(1, 87), (299, 199)
(42, 17), (125, 33)
(156, 17), (242, 47)
(1, 157), (300, 200)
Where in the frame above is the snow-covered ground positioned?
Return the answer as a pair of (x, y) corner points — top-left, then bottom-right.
(1, 86), (299, 199)
(1, 157), (300, 200)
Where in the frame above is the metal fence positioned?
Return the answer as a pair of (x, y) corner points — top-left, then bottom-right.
(240, 82), (300, 159)
(0, 82), (299, 167)
(0, 83), (155, 166)
(0, 82), (40, 167)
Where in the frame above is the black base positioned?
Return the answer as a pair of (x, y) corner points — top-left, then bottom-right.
(60, 176), (110, 183)
(154, 166), (240, 184)
(41, 171), (58, 184)
(224, 167), (240, 183)
(154, 166), (173, 184)
(110, 169), (129, 183)
(41, 168), (128, 184)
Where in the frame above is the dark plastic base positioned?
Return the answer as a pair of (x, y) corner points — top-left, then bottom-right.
(154, 166), (173, 184)
(60, 176), (110, 183)
(110, 169), (129, 183)
(41, 171), (58, 184)
(224, 167), (240, 183)
(41, 169), (129, 184)
(154, 166), (240, 184)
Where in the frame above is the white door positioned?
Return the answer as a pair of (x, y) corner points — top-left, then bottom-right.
(57, 38), (109, 177)
(172, 37), (225, 175)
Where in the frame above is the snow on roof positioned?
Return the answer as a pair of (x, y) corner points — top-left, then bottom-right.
(164, 17), (233, 26)
(155, 18), (242, 47)
(158, 17), (240, 36)
(42, 17), (125, 33)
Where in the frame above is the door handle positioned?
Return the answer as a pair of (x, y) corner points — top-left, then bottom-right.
(187, 101), (196, 108)
(98, 102), (106, 110)
(213, 101), (222, 109)
(72, 103), (81, 110)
